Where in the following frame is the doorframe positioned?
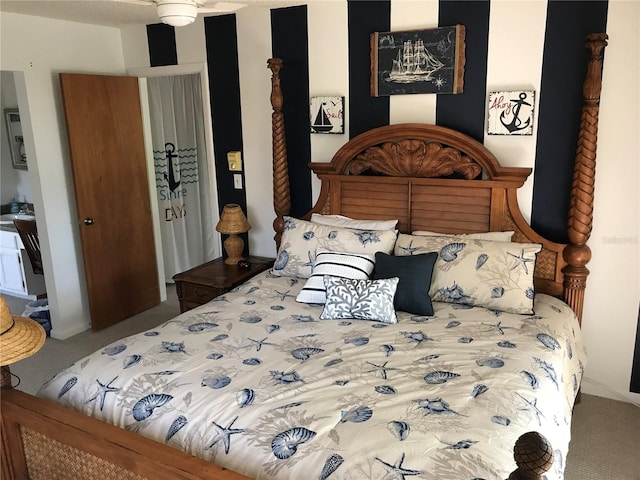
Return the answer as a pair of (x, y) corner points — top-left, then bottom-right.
(128, 62), (221, 290)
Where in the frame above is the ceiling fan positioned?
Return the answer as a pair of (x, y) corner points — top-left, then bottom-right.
(118, 0), (247, 27)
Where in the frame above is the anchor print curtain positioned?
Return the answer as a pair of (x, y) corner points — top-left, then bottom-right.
(148, 74), (217, 282)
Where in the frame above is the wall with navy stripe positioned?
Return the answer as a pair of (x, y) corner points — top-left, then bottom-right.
(137, 0), (639, 402)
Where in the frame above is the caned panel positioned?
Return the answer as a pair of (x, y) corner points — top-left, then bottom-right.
(411, 184), (492, 233)
(22, 427), (149, 480)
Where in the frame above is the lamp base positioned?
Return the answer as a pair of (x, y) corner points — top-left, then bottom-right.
(223, 234), (245, 265)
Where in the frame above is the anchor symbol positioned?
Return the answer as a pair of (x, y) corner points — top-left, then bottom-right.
(500, 92), (532, 133)
(163, 142), (181, 192)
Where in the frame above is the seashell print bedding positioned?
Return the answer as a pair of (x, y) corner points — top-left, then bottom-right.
(38, 271), (586, 480)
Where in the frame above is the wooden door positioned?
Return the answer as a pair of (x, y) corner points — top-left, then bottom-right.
(60, 73), (159, 330)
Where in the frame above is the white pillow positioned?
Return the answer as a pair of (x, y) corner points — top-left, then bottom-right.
(311, 213), (398, 231)
(272, 217), (397, 279)
(296, 249), (376, 304)
(320, 276), (400, 324)
(411, 230), (514, 242)
(394, 233), (541, 314)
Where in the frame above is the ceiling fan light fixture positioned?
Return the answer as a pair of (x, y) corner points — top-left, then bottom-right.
(157, 3), (197, 27)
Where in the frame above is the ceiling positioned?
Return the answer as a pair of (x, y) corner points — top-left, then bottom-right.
(0, 0), (291, 28)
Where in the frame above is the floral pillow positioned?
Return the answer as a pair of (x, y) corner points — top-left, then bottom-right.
(320, 276), (400, 324)
(272, 217), (397, 279)
(394, 233), (542, 314)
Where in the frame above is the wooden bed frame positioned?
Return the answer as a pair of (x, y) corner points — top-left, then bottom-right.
(1, 33), (607, 480)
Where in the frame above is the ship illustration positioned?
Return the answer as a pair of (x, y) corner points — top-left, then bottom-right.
(389, 40), (444, 83)
(311, 103), (333, 133)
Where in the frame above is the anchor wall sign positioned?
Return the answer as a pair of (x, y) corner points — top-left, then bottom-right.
(487, 90), (535, 136)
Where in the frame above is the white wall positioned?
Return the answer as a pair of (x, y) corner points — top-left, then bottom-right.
(581, 0), (640, 405)
(1, 0), (637, 404)
(0, 12), (127, 339)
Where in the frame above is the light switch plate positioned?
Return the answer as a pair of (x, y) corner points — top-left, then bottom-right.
(233, 173), (243, 189)
(227, 151), (242, 171)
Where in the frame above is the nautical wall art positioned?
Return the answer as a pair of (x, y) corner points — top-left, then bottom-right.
(370, 25), (466, 97)
(487, 91), (535, 136)
(4, 108), (27, 170)
(310, 96), (344, 134)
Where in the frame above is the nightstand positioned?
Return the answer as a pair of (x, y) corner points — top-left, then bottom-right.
(173, 256), (274, 313)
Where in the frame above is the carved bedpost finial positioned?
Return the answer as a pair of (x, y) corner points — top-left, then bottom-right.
(562, 33), (608, 325)
(507, 432), (554, 480)
(267, 58), (290, 250)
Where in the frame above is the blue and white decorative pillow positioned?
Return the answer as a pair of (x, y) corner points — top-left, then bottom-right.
(394, 233), (542, 314)
(296, 249), (376, 304)
(320, 276), (400, 323)
(272, 217), (397, 279)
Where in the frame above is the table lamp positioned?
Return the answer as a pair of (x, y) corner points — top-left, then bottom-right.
(216, 204), (251, 265)
(0, 295), (46, 388)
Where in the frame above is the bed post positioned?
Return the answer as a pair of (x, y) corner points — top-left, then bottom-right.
(268, 58), (291, 250)
(562, 33), (608, 325)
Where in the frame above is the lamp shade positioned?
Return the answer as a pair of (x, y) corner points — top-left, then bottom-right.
(216, 204), (251, 235)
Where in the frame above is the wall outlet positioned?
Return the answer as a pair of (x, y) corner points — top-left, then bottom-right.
(233, 173), (243, 189)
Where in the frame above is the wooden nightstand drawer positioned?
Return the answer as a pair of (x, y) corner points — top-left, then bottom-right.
(173, 256), (274, 313)
(180, 284), (222, 304)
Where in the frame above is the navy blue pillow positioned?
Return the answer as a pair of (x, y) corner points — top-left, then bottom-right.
(372, 252), (438, 316)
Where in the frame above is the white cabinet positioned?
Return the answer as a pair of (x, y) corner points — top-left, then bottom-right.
(0, 229), (46, 299)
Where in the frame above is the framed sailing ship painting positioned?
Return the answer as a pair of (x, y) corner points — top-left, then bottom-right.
(370, 25), (466, 97)
(310, 96), (344, 134)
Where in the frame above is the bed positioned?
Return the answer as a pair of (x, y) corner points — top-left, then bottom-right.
(0, 33), (607, 480)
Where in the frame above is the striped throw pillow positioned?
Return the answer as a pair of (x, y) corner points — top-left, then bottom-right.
(296, 249), (376, 304)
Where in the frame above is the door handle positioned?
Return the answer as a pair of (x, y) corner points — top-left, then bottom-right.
(83, 218), (95, 226)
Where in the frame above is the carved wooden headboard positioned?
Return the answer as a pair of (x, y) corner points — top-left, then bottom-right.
(267, 33), (607, 325)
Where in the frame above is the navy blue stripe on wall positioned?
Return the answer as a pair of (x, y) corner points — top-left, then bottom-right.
(146, 23), (178, 67)
(271, 6), (312, 218)
(531, 1), (608, 243)
(631, 306), (640, 393)
(436, 1), (490, 143)
(348, 0), (390, 139)
(204, 15), (249, 254)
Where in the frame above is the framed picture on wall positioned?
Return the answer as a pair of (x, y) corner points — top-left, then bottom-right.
(370, 25), (466, 97)
(487, 91), (535, 135)
(310, 96), (344, 134)
(4, 108), (27, 170)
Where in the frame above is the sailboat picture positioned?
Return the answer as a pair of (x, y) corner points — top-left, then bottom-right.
(371, 25), (466, 97)
(310, 96), (344, 134)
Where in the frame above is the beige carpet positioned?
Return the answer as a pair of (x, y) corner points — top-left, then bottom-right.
(5, 287), (640, 479)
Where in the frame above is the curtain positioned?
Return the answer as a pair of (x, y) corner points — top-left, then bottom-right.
(148, 74), (216, 282)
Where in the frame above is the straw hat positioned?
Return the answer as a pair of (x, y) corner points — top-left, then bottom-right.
(0, 295), (46, 366)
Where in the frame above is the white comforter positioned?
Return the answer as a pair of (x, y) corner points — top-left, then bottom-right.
(39, 271), (585, 480)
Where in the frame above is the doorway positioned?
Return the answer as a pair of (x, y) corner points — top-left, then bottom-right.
(130, 63), (221, 282)
(0, 71), (47, 306)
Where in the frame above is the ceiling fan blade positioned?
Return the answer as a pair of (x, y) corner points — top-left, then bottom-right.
(198, 2), (247, 13)
(112, 0), (155, 6)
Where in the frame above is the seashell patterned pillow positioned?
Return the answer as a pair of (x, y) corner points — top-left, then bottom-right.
(394, 233), (542, 314)
(272, 217), (397, 279)
(411, 230), (514, 241)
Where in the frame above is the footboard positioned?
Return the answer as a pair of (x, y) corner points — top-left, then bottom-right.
(1, 389), (250, 480)
(2, 389), (552, 480)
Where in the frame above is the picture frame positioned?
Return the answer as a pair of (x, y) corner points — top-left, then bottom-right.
(310, 96), (344, 134)
(370, 25), (466, 97)
(4, 108), (27, 170)
(487, 91), (535, 136)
